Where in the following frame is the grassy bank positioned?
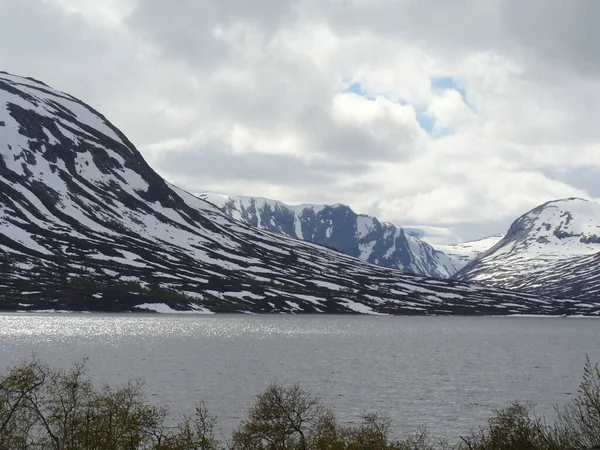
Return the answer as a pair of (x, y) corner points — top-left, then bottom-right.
(0, 358), (598, 449)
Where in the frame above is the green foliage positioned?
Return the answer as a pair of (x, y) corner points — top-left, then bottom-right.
(231, 385), (447, 450)
(456, 357), (600, 450)
(0, 357), (599, 450)
(549, 355), (600, 449)
(0, 359), (221, 450)
(457, 403), (552, 450)
(232, 383), (323, 450)
(154, 402), (222, 450)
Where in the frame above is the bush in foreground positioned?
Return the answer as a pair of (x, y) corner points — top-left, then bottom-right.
(0, 358), (598, 449)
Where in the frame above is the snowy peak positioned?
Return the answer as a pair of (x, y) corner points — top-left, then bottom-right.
(198, 193), (326, 240)
(501, 198), (600, 256)
(455, 198), (600, 303)
(0, 72), (131, 152)
(198, 193), (457, 278)
(0, 71), (167, 210)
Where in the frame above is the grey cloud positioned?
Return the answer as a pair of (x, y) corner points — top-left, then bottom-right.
(502, 0), (600, 76)
(4, 0), (600, 242)
(156, 144), (370, 187)
(0, 0), (109, 73)
(0, 0), (145, 125)
(128, 0), (507, 65)
(320, 0), (600, 78)
(159, 145), (391, 212)
(443, 220), (512, 242)
(543, 166), (600, 198)
(126, 0), (299, 66)
(309, 117), (420, 161)
(184, 60), (421, 162)
(322, 0), (505, 51)
(202, 58), (333, 130)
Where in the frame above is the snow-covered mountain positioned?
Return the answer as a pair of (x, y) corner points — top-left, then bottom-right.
(403, 227), (505, 271)
(434, 235), (505, 271)
(198, 193), (457, 278)
(0, 71), (595, 315)
(455, 198), (600, 305)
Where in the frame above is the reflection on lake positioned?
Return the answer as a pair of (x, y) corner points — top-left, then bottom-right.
(0, 314), (598, 440)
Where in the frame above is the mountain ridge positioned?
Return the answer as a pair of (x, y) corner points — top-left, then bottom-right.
(197, 192), (458, 278)
(0, 71), (596, 315)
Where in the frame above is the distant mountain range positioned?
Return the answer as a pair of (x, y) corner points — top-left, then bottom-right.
(200, 190), (600, 311)
(197, 193), (457, 278)
(0, 71), (575, 315)
(198, 193), (512, 276)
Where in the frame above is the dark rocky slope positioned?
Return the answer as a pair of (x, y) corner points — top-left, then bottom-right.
(197, 193), (457, 278)
(0, 72), (594, 315)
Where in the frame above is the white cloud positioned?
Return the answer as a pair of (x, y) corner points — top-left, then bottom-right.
(329, 92), (422, 157)
(2, 0), (600, 242)
(427, 89), (473, 132)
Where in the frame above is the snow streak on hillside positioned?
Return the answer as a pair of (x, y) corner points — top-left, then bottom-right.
(0, 71), (596, 315)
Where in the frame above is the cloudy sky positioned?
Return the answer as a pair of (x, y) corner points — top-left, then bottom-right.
(2, 0), (599, 242)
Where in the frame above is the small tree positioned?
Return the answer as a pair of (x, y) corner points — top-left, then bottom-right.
(458, 402), (556, 450)
(0, 359), (46, 450)
(0, 359), (220, 450)
(154, 402), (222, 450)
(307, 409), (347, 449)
(232, 383), (324, 450)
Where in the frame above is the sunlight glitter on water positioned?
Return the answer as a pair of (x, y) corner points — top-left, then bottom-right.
(0, 313), (373, 341)
(0, 313), (598, 440)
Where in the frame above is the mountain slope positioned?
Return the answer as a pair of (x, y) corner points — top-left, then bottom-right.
(198, 193), (457, 278)
(0, 71), (595, 315)
(455, 198), (600, 305)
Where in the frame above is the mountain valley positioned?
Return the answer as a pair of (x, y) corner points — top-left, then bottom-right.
(0, 72), (598, 315)
(0, 71), (582, 315)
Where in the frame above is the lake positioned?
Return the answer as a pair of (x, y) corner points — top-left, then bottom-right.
(0, 314), (598, 441)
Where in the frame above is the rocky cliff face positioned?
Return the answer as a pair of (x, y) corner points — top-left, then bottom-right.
(0, 71), (593, 315)
(198, 193), (457, 278)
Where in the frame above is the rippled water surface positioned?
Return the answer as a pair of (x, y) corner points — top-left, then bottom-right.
(0, 314), (598, 440)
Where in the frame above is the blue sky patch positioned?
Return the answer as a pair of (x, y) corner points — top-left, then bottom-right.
(344, 81), (375, 100)
(431, 76), (474, 111)
(416, 111), (454, 137)
(343, 79), (456, 137)
(432, 76), (466, 98)
(416, 111), (435, 134)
